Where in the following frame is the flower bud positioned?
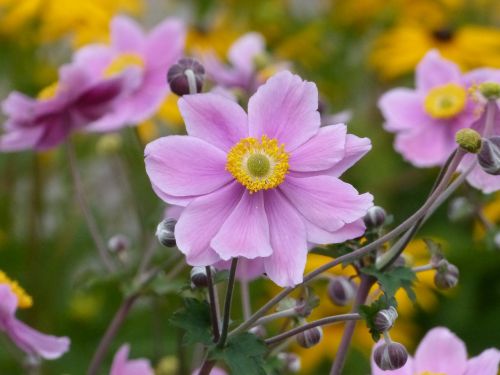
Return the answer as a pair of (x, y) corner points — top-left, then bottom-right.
(479, 82), (500, 100)
(455, 128), (482, 153)
(327, 277), (357, 306)
(167, 58), (205, 96)
(448, 196), (475, 222)
(107, 234), (129, 253)
(296, 326), (323, 348)
(249, 325), (267, 338)
(190, 266), (209, 288)
(434, 262), (459, 289)
(373, 306), (398, 332)
(478, 136), (500, 175)
(156, 218), (176, 248)
(373, 342), (408, 371)
(277, 353), (301, 373)
(363, 206), (387, 229)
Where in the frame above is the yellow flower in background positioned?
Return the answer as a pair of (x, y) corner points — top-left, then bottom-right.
(0, 270), (33, 309)
(186, 14), (240, 56)
(295, 240), (441, 374)
(0, 0), (141, 46)
(474, 193), (500, 239)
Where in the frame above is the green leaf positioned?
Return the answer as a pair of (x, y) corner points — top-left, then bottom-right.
(170, 298), (213, 346)
(209, 333), (267, 375)
(363, 266), (417, 302)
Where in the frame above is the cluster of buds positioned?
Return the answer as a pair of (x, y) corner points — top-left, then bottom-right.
(434, 260), (459, 290)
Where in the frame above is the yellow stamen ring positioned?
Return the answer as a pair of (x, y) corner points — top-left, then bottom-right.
(226, 136), (289, 193)
(424, 83), (467, 119)
(0, 270), (33, 309)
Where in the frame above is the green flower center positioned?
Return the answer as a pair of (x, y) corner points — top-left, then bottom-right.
(247, 153), (271, 177)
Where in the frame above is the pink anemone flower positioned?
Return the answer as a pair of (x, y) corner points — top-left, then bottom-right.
(379, 50), (478, 167)
(192, 367), (227, 375)
(0, 285), (70, 360)
(145, 71), (373, 287)
(110, 344), (154, 375)
(0, 65), (130, 152)
(74, 15), (185, 132)
(204, 32), (273, 94)
(371, 327), (500, 375)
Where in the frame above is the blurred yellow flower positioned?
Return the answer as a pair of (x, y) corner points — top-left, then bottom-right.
(69, 292), (103, 322)
(295, 240), (441, 373)
(0, 270), (33, 309)
(186, 15), (240, 56)
(0, 0), (141, 46)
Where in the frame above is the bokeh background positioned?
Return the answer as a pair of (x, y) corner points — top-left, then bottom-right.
(1, 0), (500, 374)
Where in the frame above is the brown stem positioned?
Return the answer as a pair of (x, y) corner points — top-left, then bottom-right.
(330, 275), (375, 375)
(206, 267), (220, 342)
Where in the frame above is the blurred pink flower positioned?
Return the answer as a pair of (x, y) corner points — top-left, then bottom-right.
(110, 344), (154, 375)
(379, 50), (478, 167)
(0, 65), (129, 152)
(74, 15), (185, 132)
(145, 71), (373, 287)
(204, 32), (277, 94)
(0, 285), (70, 360)
(192, 366), (227, 375)
(371, 327), (500, 375)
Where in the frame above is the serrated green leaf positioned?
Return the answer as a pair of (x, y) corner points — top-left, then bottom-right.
(363, 266), (416, 302)
(359, 297), (393, 342)
(209, 333), (267, 375)
(170, 298), (213, 346)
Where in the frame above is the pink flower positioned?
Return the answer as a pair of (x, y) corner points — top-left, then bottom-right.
(192, 367), (227, 375)
(204, 32), (271, 94)
(379, 50), (478, 167)
(74, 15), (185, 132)
(110, 344), (154, 375)
(145, 71), (373, 287)
(0, 65), (130, 152)
(371, 327), (500, 375)
(0, 285), (70, 359)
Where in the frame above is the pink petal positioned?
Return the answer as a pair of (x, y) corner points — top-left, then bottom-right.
(144, 135), (231, 199)
(378, 89), (427, 132)
(175, 182), (244, 265)
(416, 50), (463, 92)
(0, 127), (45, 152)
(248, 71), (320, 151)
(110, 344), (130, 375)
(371, 341), (413, 375)
(326, 134), (371, 178)
(178, 93), (248, 152)
(2, 92), (35, 120)
(228, 32), (265, 74)
(73, 45), (115, 76)
(6, 319), (70, 360)
(262, 189), (307, 287)
(110, 344), (154, 375)
(216, 258), (265, 281)
(463, 156), (500, 193)
(211, 191), (273, 260)
(464, 68), (500, 87)
(306, 219), (366, 245)
(111, 16), (145, 52)
(279, 175), (373, 232)
(289, 124), (347, 172)
(394, 124), (456, 167)
(465, 348), (500, 375)
(0, 285), (17, 317)
(414, 327), (468, 374)
(145, 18), (185, 70)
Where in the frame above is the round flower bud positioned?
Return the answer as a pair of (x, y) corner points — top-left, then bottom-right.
(478, 136), (500, 175)
(327, 277), (357, 306)
(296, 326), (323, 348)
(455, 128), (482, 153)
(373, 306), (398, 332)
(373, 342), (408, 371)
(363, 206), (387, 229)
(434, 262), (459, 289)
(107, 234), (129, 253)
(167, 58), (205, 96)
(479, 82), (500, 100)
(277, 353), (301, 373)
(156, 218), (177, 248)
(249, 325), (267, 338)
(190, 266), (209, 288)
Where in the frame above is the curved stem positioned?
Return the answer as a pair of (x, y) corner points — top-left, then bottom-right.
(231, 149), (464, 336)
(330, 275), (374, 375)
(65, 141), (115, 272)
(264, 313), (361, 346)
(86, 294), (139, 375)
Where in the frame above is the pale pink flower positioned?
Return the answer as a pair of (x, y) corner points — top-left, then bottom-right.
(145, 71), (373, 287)
(371, 327), (500, 375)
(0, 285), (70, 359)
(74, 15), (185, 132)
(191, 367), (227, 375)
(110, 344), (154, 375)
(379, 50), (478, 167)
